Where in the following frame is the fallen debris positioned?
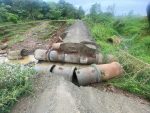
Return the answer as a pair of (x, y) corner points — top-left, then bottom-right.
(0, 43), (8, 50)
(107, 35), (122, 45)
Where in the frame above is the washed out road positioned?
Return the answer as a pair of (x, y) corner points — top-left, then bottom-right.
(11, 21), (150, 113)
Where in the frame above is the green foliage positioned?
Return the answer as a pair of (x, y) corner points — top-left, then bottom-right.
(113, 17), (148, 36)
(0, 63), (36, 113)
(90, 3), (101, 15)
(0, 21), (39, 45)
(110, 51), (150, 100)
(0, 0), (85, 23)
(6, 13), (18, 23)
(85, 14), (150, 100)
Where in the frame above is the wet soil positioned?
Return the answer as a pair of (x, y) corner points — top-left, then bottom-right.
(11, 75), (150, 113)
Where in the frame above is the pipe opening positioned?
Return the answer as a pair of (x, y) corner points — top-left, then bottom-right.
(72, 68), (79, 86)
(107, 38), (113, 44)
(50, 65), (56, 72)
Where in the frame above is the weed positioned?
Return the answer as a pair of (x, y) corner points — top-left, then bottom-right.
(85, 15), (150, 100)
(0, 63), (36, 113)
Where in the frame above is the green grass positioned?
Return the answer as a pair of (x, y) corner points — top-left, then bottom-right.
(0, 63), (36, 113)
(0, 21), (42, 45)
(85, 15), (150, 100)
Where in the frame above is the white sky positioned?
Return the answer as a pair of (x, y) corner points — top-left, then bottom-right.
(44, 0), (150, 16)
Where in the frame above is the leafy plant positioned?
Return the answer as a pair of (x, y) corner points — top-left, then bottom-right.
(0, 63), (36, 113)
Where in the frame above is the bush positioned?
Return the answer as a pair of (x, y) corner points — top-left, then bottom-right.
(7, 13), (18, 23)
(0, 63), (36, 113)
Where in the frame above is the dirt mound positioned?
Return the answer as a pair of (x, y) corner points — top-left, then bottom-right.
(11, 74), (150, 113)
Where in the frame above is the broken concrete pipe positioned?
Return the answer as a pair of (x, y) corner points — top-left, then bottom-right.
(49, 50), (65, 62)
(34, 49), (117, 64)
(8, 49), (30, 60)
(34, 62), (123, 86)
(34, 64), (76, 82)
(51, 65), (76, 81)
(34, 64), (54, 74)
(49, 50), (103, 64)
(75, 66), (101, 86)
(80, 54), (103, 64)
(75, 62), (123, 86)
(34, 49), (48, 61)
(96, 62), (123, 80)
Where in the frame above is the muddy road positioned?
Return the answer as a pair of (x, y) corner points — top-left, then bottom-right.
(11, 20), (150, 113)
(11, 75), (150, 113)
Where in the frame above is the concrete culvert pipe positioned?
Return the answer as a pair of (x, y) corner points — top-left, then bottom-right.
(8, 49), (23, 60)
(49, 50), (65, 62)
(75, 62), (123, 86)
(75, 66), (102, 86)
(51, 65), (76, 81)
(34, 64), (55, 74)
(34, 49), (48, 61)
(97, 62), (123, 80)
(64, 53), (80, 64)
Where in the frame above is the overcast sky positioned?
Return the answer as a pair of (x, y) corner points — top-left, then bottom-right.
(44, 0), (150, 16)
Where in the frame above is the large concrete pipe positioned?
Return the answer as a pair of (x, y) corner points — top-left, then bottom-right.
(34, 64), (54, 74)
(80, 54), (103, 64)
(75, 66), (102, 86)
(64, 53), (80, 64)
(96, 62), (123, 80)
(49, 50), (65, 62)
(75, 62), (123, 86)
(34, 49), (48, 61)
(34, 49), (116, 64)
(51, 65), (76, 81)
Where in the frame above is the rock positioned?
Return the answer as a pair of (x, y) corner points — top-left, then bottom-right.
(0, 43), (8, 50)
(7, 50), (23, 60)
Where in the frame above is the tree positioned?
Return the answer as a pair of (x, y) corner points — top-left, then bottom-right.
(77, 6), (85, 19)
(106, 4), (115, 16)
(90, 3), (101, 15)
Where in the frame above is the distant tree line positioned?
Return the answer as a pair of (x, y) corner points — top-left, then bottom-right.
(0, 0), (85, 23)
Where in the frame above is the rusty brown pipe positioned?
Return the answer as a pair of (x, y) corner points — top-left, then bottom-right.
(96, 62), (123, 80)
(75, 62), (123, 86)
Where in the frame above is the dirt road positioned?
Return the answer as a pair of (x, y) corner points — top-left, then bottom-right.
(11, 75), (150, 113)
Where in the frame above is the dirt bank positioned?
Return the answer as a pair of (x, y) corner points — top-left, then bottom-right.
(11, 75), (150, 113)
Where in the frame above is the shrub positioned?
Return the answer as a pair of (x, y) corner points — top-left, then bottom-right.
(0, 63), (36, 113)
(7, 13), (18, 23)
